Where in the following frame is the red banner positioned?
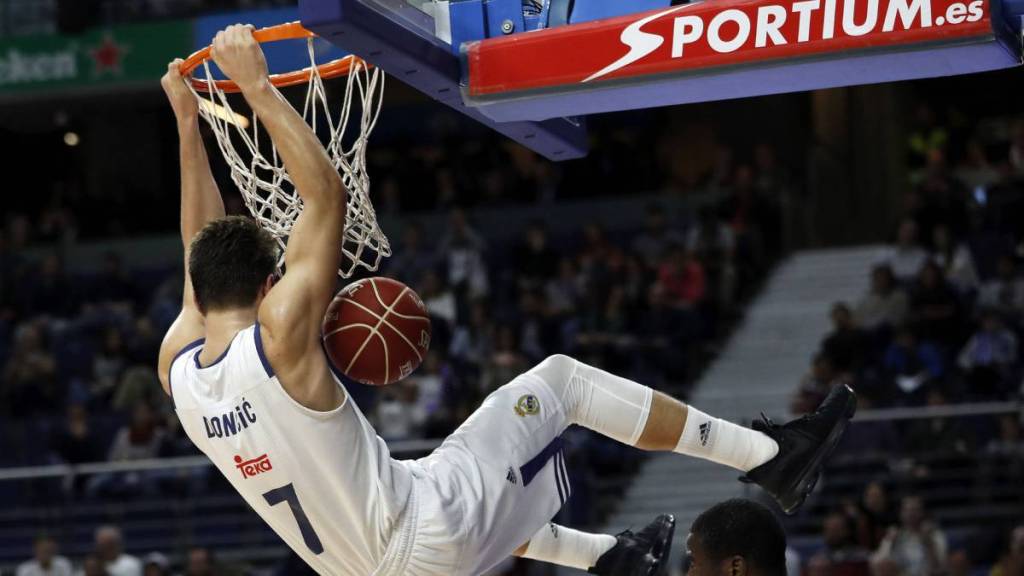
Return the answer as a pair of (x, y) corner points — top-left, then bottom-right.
(466, 0), (993, 96)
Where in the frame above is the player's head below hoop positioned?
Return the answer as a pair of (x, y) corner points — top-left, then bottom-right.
(188, 216), (278, 315)
(685, 499), (788, 576)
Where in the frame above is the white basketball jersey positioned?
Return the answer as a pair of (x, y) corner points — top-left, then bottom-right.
(169, 324), (413, 576)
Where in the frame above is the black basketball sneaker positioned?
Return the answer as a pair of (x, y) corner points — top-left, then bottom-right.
(589, 514), (676, 576)
(740, 383), (857, 514)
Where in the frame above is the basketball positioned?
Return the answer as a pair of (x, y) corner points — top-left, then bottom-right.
(322, 277), (432, 386)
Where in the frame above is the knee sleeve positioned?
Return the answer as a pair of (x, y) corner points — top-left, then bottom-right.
(525, 355), (653, 446)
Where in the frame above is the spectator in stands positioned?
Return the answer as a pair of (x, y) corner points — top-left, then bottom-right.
(884, 220), (929, 283)
(17, 534), (72, 576)
(80, 554), (109, 576)
(419, 269), (457, 329)
(874, 496), (947, 576)
(985, 415), (1024, 465)
(50, 404), (103, 495)
(91, 253), (135, 306)
(954, 140), (1001, 190)
(907, 104), (948, 171)
(125, 317), (160, 367)
(991, 526), (1024, 576)
(791, 354), (838, 415)
(449, 300), (494, 370)
(687, 205), (737, 311)
(141, 553), (169, 576)
(904, 388), (975, 461)
(108, 403), (163, 462)
(37, 194), (78, 246)
(957, 310), (1019, 399)
(92, 526), (141, 576)
(51, 404), (102, 465)
(819, 511), (871, 576)
(437, 208), (489, 309)
(636, 283), (693, 384)
(516, 289), (557, 362)
(656, 246), (706, 310)
(184, 547), (223, 576)
(947, 549), (973, 576)
(822, 303), (868, 375)
(386, 222), (435, 288)
(632, 204), (684, 270)
(855, 265), (909, 334)
(515, 220), (558, 292)
(806, 553), (831, 576)
(31, 253), (76, 318)
(978, 255), (1024, 324)
(980, 416), (1024, 504)
(908, 260), (963, 347)
(404, 351), (452, 438)
(91, 327), (127, 405)
(112, 366), (164, 414)
(882, 327), (944, 405)
(849, 481), (897, 551)
(478, 326), (528, 400)
(930, 225), (978, 295)
(869, 557), (904, 576)
(1, 321), (59, 418)
(544, 258), (582, 318)
(89, 403), (165, 497)
(1009, 119), (1024, 177)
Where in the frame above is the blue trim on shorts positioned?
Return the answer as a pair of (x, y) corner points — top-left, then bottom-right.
(553, 450), (566, 504)
(556, 450), (571, 502)
(254, 323), (275, 378)
(520, 435), (565, 487)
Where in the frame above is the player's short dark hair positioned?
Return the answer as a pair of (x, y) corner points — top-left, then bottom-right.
(188, 216), (278, 313)
(691, 499), (787, 576)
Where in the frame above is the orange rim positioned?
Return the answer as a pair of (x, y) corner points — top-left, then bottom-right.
(180, 21), (368, 93)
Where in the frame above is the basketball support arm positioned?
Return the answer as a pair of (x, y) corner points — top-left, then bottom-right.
(302, 0), (1023, 161)
(300, 0), (589, 161)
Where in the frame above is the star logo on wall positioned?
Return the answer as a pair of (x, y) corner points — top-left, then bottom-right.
(89, 34), (131, 77)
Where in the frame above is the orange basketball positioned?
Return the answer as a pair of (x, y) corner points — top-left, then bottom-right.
(322, 277), (432, 386)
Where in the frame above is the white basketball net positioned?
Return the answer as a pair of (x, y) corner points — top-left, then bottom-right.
(189, 39), (389, 278)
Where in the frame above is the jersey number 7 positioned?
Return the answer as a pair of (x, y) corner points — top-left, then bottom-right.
(263, 483), (325, 554)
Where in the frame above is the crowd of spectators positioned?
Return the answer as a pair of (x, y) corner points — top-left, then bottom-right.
(14, 526), (242, 576)
(794, 485), (1023, 576)
(794, 107), (1024, 416)
(789, 105), (1024, 576)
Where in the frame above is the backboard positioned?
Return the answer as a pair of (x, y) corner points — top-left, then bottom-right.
(299, 0), (1023, 161)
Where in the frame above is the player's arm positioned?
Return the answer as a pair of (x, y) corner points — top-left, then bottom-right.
(157, 59), (226, 395)
(211, 25), (345, 407)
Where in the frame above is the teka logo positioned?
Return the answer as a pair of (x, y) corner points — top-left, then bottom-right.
(234, 453), (273, 479)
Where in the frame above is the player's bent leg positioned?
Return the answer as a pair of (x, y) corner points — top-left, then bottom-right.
(529, 354), (777, 469)
(528, 354), (857, 514)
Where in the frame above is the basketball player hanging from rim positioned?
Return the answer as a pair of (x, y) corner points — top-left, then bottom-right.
(158, 24), (855, 576)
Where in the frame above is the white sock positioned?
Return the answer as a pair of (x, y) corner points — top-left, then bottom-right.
(522, 523), (617, 571)
(674, 406), (779, 472)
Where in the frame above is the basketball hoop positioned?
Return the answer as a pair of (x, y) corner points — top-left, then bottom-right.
(179, 22), (389, 278)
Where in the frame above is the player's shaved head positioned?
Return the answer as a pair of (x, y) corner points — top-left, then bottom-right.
(687, 499), (787, 576)
(189, 216), (278, 314)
